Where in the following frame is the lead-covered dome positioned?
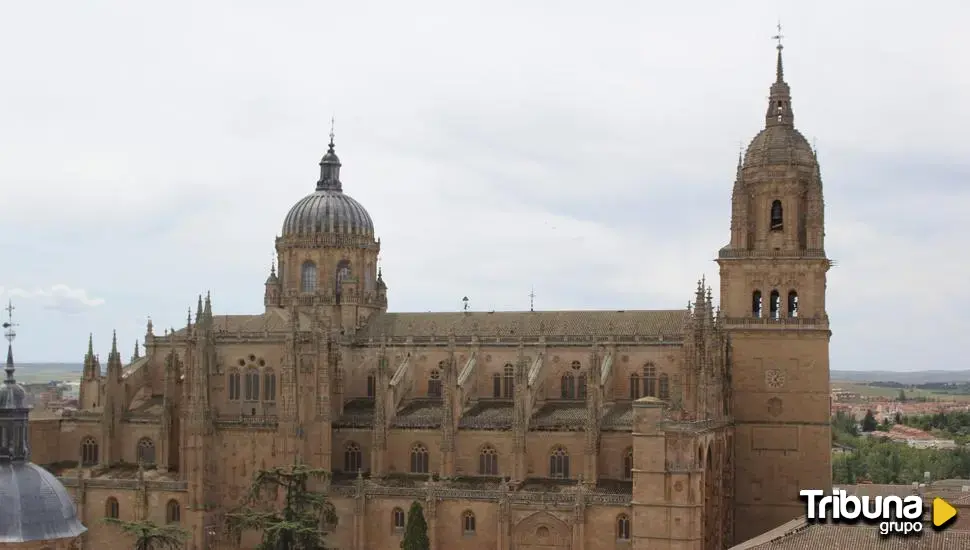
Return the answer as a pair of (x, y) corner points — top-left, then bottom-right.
(281, 139), (375, 237)
(0, 462), (87, 543)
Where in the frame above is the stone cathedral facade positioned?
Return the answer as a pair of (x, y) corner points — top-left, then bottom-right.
(28, 42), (831, 550)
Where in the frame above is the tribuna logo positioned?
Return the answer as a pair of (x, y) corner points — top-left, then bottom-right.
(800, 489), (924, 536)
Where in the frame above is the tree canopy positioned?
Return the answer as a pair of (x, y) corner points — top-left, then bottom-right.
(401, 501), (430, 550)
(102, 518), (187, 550)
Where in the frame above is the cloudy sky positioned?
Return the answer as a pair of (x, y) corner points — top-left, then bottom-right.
(1, 2), (966, 371)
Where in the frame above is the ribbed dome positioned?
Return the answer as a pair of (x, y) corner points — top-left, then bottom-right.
(282, 189), (375, 237)
(0, 462), (87, 543)
(743, 125), (816, 168)
(281, 137), (375, 238)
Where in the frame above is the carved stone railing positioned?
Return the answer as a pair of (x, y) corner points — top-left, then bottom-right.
(357, 334), (684, 347)
(214, 414), (279, 428)
(122, 413), (161, 424)
(333, 414), (375, 429)
(717, 248), (827, 259)
(720, 316), (828, 329)
(58, 477), (188, 491)
(327, 483), (631, 506)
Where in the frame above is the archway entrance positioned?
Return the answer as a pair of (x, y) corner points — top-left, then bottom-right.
(512, 512), (571, 550)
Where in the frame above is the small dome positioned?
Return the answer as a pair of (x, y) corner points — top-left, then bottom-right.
(0, 381), (25, 409)
(282, 190), (375, 237)
(0, 462), (87, 543)
(743, 125), (816, 169)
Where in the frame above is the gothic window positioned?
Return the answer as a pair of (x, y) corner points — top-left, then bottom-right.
(244, 368), (260, 401)
(616, 514), (631, 540)
(578, 373), (587, 401)
(659, 373), (670, 400)
(300, 261), (318, 293)
(549, 446), (569, 479)
(136, 437), (155, 465)
(344, 442), (362, 473)
(503, 364), (514, 398)
(479, 445), (498, 476)
(623, 448), (633, 479)
(80, 436), (98, 466)
(410, 443), (429, 474)
(166, 499), (180, 523)
(770, 200), (783, 231)
(769, 290), (781, 320)
(263, 369), (276, 402)
(643, 364), (657, 397)
(462, 510), (476, 534)
(105, 497), (119, 519)
(367, 374), (376, 398)
(752, 290), (763, 318)
(392, 507), (405, 531)
(560, 373), (575, 399)
(493, 373), (502, 398)
(428, 369), (442, 398)
(630, 373), (641, 399)
(788, 290), (799, 318)
(365, 263), (375, 292)
(228, 369), (241, 401)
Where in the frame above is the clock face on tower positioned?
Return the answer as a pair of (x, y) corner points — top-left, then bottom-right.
(765, 368), (786, 389)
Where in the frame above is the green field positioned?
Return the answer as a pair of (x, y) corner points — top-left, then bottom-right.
(832, 381), (970, 402)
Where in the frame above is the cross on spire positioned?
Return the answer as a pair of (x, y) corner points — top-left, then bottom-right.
(2, 300), (16, 344)
(329, 116), (336, 147)
(529, 288), (536, 312)
(772, 21), (784, 49)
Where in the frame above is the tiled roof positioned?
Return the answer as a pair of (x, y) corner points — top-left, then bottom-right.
(334, 398), (375, 429)
(601, 402), (633, 431)
(531, 401), (587, 431)
(169, 309), (313, 336)
(390, 399), (443, 429)
(458, 401), (513, 430)
(733, 519), (970, 549)
(355, 310), (687, 340)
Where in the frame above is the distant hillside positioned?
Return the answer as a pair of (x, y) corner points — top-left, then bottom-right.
(832, 370), (970, 385)
(15, 363), (82, 384)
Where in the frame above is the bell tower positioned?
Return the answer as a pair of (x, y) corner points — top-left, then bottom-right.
(717, 32), (831, 542)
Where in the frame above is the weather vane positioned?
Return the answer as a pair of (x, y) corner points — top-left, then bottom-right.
(3, 300), (17, 343)
(772, 21), (784, 49)
(529, 288), (536, 312)
(329, 116), (336, 146)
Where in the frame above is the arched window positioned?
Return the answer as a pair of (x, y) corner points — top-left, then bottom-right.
(227, 369), (241, 401)
(630, 373), (641, 399)
(658, 373), (670, 400)
(263, 369), (276, 402)
(578, 373), (587, 401)
(479, 445), (498, 476)
(549, 446), (569, 479)
(616, 514), (631, 540)
(80, 436), (98, 466)
(367, 374), (376, 398)
(428, 369), (442, 398)
(344, 442), (362, 473)
(560, 373), (575, 399)
(752, 290), (763, 318)
(462, 510), (476, 534)
(105, 497), (119, 519)
(410, 443), (429, 474)
(769, 290), (781, 320)
(623, 447), (633, 479)
(392, 507), (405, 531)
(166, 499), (180, 524)
(136, 437), (155, 465)
(788, 290), (799, 318)
(770, 199), (783, 231)
(335, 260), (352, 288)
(244, 369), (260, 401)
(492, 373), (502, 398)
(643, 364), (657, 397)
(503, 364), (514, 398)
(300, 261), (317, 293)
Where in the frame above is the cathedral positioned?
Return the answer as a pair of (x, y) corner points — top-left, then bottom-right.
(27, 40), (831, 550)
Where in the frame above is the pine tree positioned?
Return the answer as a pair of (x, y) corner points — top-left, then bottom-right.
(400, 501), (430, 550)
(226, 462), (338, 549)
(861, 409), (878, 432)
(102, 518), (187, 550)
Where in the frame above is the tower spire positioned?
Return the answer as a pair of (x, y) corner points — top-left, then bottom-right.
(317, 116), (343, 191)
(3, 301), (17, 384)
(772, 21), (785, 82)
(765, 22), (794, 128)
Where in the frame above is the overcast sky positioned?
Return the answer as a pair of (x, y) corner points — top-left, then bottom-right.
(1, 2), (966, 371)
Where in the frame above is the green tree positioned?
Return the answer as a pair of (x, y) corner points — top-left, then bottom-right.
(401, 501), (430, 550)
(227, 462), (338, 550)
(102, 518), (187, 550)
(898, 389), (907, 402)
(861, 409), (878, 432)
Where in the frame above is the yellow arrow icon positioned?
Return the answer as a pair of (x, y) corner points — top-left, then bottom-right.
(933, 497), (957, 528)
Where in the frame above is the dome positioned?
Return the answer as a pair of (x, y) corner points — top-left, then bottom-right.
(282, 189), (375, 237)
(0, 462), (87, 543)
(743, 125), (816, 168)
(281, 138), (375, 238)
